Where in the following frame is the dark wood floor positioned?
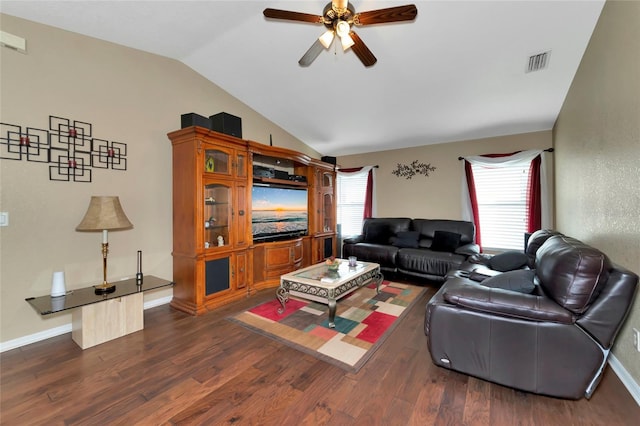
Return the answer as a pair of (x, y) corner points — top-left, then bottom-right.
(2, 284), (639, 425)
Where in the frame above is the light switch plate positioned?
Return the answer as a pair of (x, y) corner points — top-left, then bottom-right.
(0, 212), (8, 227)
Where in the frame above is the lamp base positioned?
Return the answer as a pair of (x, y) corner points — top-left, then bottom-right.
(94, 282), (116, 294)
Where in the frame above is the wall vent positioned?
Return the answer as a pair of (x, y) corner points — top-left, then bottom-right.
(526, 51), (550, 73)
(0, 31), (26, 53)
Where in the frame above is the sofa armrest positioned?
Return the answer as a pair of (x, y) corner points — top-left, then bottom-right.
(442, 279), (574, 324)
(343, 235), (364, 244)
(455, 243), (480, 256)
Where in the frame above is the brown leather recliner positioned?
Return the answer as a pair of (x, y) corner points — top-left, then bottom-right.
(424, 234), (638, 399)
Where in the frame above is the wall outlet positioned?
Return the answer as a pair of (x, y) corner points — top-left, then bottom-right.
(633, 328), (640, 352)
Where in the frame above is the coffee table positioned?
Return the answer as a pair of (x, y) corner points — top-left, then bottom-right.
(277, 260), (383, 328)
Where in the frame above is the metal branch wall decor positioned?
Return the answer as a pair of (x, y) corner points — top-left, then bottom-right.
(0, 115), (127, 183)
(392, 160), (436, 179)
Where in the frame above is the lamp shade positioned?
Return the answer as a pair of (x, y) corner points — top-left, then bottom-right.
(76, 196), (133, 231)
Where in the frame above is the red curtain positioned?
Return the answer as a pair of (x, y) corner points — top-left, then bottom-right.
(364, 169), (373, 218)
(526, 155), (542, 232)
(464, 160), (482, 248)
(339, 167), (373, 220)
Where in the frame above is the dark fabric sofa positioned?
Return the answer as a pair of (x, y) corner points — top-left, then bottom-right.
(425, 231), (639, 399)
(342, 217), (479, 283)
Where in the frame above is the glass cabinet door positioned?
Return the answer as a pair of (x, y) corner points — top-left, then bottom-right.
(204, 183), (230, 249)
(236, 152), (246, 178)
(204, 148), (230, 176)
(323, 193), (334, 232)
(322, 172), (333, 189)
(318, 170), (335, 233)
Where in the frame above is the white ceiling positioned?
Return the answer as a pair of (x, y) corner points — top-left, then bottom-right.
(1, 0), (605, 156)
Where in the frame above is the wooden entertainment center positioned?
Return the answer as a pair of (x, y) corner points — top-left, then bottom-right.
(168, 126), (336, 315)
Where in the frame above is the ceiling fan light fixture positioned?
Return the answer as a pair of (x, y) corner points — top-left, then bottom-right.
(332, 0), (349, 15)
(340, 33), (355, 50)
(334, 20), (354, 50)
(319, 30), (335, 49)
(335, 20), (350, 38)
(264, 2), (417, 67)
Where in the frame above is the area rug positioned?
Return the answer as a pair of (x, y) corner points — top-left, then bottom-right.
(228, 281), (426, 373)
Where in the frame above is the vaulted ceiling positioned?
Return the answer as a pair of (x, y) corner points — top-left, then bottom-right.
(1, 1), (605, 156)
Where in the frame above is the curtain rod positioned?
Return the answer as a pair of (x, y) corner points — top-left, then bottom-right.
(458, 148), (554, 161)
(336, 165), (378, 170)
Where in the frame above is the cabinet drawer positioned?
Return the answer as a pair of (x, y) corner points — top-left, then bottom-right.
(265, 246), (293, 269)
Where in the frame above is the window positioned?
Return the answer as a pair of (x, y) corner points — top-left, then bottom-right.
(471, 163), (530, 251)
(336, 172), (368, 236)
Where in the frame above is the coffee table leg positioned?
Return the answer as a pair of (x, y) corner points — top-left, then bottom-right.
(328, 298), (337, 328)
(374, 272), (384, 294)
(276, 283), (289, 314)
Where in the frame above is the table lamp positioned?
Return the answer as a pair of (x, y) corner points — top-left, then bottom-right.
(76, 196), (133, 294)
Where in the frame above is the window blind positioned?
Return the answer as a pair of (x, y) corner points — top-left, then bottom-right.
(472, 163), (530, 251)
(336, 173), (368, 237)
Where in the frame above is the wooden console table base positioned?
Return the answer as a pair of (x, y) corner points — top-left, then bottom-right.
(71, 292), (143, 349)
(26, 275), (173, 349)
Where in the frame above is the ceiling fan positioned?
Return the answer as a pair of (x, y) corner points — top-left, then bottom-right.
(263, 1), (417, 67)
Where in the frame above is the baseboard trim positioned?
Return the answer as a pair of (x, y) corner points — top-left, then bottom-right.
(0, 295), (173, 353)
(608, 353), (640, 406)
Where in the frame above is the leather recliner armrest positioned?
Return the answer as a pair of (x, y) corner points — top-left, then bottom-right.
(442, 280), (575, 324)
(343, 235), (364, 244)
(455, 243), (480, 256)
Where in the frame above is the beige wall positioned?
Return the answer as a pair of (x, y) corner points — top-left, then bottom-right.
(554, 1), (640, 382)
(338, 131), (552, 220)
(0, 14), (318, 345)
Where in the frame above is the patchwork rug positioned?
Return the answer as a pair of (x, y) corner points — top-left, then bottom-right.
(228, 281), (426, 372)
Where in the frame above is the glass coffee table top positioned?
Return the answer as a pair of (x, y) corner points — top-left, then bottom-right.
(292, 260), (369, 283)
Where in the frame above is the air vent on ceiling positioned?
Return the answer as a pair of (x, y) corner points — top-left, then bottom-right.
(526, 51), (550, 73)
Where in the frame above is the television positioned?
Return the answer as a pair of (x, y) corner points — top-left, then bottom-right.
(251, 184), (308, 242)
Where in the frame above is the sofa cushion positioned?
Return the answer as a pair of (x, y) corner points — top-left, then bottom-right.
(482, 270), (536, 294)
(412, 219), (475, 245)
(349, 243), (399, 269)
(536, 235), (611, 314)
(398, 248), (466, 277)
(391, 231), (420, 248)
(488, 251), (529, 272)
(430, 231), (461, 252)
(365, 222), (391, 244)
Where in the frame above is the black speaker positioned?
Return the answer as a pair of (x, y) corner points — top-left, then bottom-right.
(210, 112), (242, 138)
(321, 156), (336, 165)
(181, 112), (211, 129)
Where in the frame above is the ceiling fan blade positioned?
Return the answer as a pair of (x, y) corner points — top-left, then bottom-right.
(349, 31), (377, 67)
(299, 39), (325, 67)
(353, 5), (418, 26)
(263, 8), (324, 24)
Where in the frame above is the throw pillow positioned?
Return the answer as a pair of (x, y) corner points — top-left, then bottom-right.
(488, 251), (529, 272)
(364, 222), (390, 244)
(391, 231), (420, 248)
(430, 231), (462, 252)
(481, 269), (536, 294)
